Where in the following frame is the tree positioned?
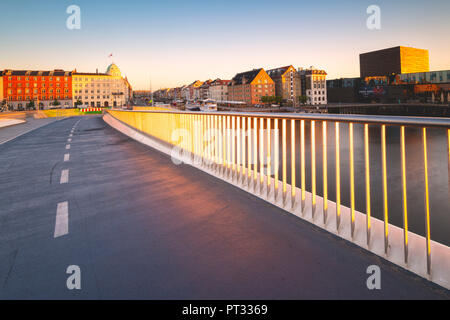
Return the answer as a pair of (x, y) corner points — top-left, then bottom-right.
(260, 96), (269, 104)
(75, 99), (83, 107)
(274, 96), (283, 104)
(0, 99), (6, 112)
(298, 95), (308, 105)
(52, 99), (61, 107)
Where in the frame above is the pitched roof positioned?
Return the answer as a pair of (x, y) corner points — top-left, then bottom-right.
(2, 69), (71, 76)
(266, 65), (293, 78)
(229, 68), (263, 86)
(210, 78), (230, 86)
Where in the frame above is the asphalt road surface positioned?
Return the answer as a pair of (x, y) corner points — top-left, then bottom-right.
(0, 115), (448, 299)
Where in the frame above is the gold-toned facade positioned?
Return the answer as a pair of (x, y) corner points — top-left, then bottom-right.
(360, 46), (429, 78)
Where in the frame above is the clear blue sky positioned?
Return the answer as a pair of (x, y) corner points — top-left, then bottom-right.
(0, 0), (449, 89)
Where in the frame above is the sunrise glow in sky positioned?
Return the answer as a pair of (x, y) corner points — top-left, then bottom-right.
(1, 0), (449, 90)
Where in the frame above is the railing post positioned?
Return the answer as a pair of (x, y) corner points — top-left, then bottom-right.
(335, 122), (341, 232)
(241, 117), (245, 186)
(214, 116), (220, 173)
(291, 119), (296, 209)
(253, 117), (258, 193)
(364, 123), (372, 248)
(422, 127), (432, 275)
(381, 124), (389, 255)
(267, 118), (271, 199)
(232, 116), (236, 181)
(227, 116), (231, 179)
(311, 120), (316, 218)
(282, 119), (287, 207)
(400, 126), (409, 263)
(322, 121), (328, 225)
(260, 117), (264, 195)
(301, 120), (306, 215)
(222, 115), (226, 177)
(349, 122), (355, 239)
(274, 119), (279, 202)
(237, 116), (240, 184)
(247, 117), (252, 189)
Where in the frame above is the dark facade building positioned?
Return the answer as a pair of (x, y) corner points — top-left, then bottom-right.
(360, 46), (429, 78)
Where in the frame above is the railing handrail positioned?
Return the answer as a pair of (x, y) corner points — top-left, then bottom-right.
(111, 108), (450, 128)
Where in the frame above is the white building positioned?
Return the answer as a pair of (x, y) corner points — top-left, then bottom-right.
(298, 67), (327, 105)
(208, 79), (230, 102)
(72, 63), (130, 108)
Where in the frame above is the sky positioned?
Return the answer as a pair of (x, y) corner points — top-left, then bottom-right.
(0, 0), (449, 90)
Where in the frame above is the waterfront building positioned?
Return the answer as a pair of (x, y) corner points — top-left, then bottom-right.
(266, 65), (301, 106)
(181, 85), (190, 100)
(72, 63), (131, 108)
(360, 46), (430, 78)
(298, 67), (327, 105)
(2, 69), (73, 110)
(185, 80), (203, 101)
(198, 80), (212, 100)
(228, 68), (275, 105)
(208, 79), (230, 102)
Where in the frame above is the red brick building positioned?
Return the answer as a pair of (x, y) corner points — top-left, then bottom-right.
(228, 68), (275, 105)
(2, 69), (73, 110)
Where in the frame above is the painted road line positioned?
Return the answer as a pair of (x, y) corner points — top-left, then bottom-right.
(54, 201), (69, 238)
(64, 154), (70, 162)
(60, 169), (69, 184)
(69, 134), (73, 137)
(66, 144), (70, 150)
(68, 138), (72, 142)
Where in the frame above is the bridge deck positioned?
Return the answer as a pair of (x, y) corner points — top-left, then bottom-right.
(0, 115), (448, 299)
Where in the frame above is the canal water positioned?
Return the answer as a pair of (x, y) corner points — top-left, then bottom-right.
(238, 119), (450, 247)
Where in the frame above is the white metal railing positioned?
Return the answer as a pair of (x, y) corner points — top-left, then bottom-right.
(105, 109), (450, 288)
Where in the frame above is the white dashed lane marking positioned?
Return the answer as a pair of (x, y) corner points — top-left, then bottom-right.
(60, 169), (69, 184)
(54, 201), (69, 238)
(64, 154), (70, 162)
(66, 144), (70, 150)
